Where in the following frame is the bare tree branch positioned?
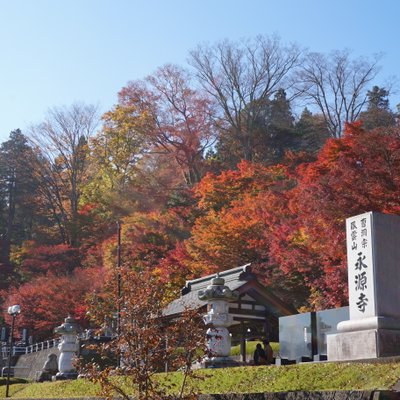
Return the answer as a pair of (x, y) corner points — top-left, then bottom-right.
(190, 35), (302, 161)
(296, 50), (382, 138)
(28, 103), (100, 245)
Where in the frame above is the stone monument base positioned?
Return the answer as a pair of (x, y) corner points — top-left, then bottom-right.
(327, 328), (400, 361)
(201, 356), (240, 368)
(55, 371), (78, 380)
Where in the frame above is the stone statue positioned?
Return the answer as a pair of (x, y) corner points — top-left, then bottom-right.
(37, 353), (58, 382)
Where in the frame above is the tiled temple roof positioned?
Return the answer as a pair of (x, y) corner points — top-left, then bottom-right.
(163, 264), (296, 318)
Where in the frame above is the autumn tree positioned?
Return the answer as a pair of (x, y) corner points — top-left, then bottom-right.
(278, 122), (400, 308)
(296, 50), (381, 138)
(176, 123), (400, 310)
(82, 268), (205, 400)
(104, 64), (216, 189)
(4, 266), (103, 340)
(15, 241), (81, 281)
(93, 208), (194, 292)
(92, 105), (147, 191)
(193, 160), (296, 212)
(86, 103), (150, 216)
(190, 35), (302, 162)
(29, 103), (100, 246)
(180, 161), (303, 304)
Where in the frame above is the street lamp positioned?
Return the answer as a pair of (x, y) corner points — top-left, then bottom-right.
(5, 305), (20, 398)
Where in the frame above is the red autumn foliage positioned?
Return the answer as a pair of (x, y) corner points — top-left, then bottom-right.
(178, 124), (400, 309)
(194, 160), (294, 212)
(119, 210), (192, 272)
(19, 242), (81, 279)
(154, 242), (196, 288)
(5, 267), (104, 340)
(180, 161), (302, 305)
(4, 120), (400, 335)
(78, 203), (97, 216)
(280, 122), (400, 308)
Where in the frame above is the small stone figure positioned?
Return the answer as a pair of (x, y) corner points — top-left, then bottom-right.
(37, 353), (58, 382)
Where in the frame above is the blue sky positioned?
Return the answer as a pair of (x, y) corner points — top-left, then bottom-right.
(0, 0), (399, 142)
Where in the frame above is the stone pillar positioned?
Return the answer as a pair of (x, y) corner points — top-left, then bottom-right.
(327, 212), (400, 361)
(54, 316), (79, 379)
(198, 274), (239, 367)
(240, 322), (246, 364)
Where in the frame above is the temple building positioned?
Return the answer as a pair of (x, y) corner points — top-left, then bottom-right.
(163, 264), (296, 363)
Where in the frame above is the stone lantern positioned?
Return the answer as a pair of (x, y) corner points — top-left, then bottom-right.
(54, 316), (79, 379)
(198, 274), (239, 367)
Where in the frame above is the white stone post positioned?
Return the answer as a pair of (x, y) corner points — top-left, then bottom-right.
(327, 212), (400, 361)
(198, 275), (239, 367)
(54, 316), (79, 379)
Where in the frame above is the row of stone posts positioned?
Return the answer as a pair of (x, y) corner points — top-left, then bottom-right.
(56, 276), (239, 379)
(40, 274), (239, 381)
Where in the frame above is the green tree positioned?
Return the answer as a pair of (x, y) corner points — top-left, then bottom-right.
(262, 89), (297, 163)
(216, 89), (298, 166)
(0, 130), (40, 263)
(359, 86), (396, 130)
(295, 108), (330, 153)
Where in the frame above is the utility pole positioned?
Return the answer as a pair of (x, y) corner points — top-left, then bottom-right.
(116, 221), (122, 368)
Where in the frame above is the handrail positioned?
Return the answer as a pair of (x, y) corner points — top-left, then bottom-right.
(1, 366), (30, 377)
(1, 338), (61, 357)
(24, 338), (60, 354)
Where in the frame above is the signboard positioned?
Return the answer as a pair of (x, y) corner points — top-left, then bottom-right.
(346, 212), (376, 319)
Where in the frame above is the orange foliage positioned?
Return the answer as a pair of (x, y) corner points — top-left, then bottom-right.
(283, 123), (400, 308)
(178, 125), (400, 309)
(5, 122), (400, 332)
(18, 242), (81, 279)
(194, 160), (292, 211)
(5, 267), (105, 340)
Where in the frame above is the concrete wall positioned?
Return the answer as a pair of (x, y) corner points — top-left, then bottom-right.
(13, 346), (60, 380)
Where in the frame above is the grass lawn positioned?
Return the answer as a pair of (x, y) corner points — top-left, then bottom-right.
(1, 361), (400, 398)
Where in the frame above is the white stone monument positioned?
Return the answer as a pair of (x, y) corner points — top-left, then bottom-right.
(198, 274), (239, 367)
(54, 316), (79, 379)
(327, 212), (400, 361)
